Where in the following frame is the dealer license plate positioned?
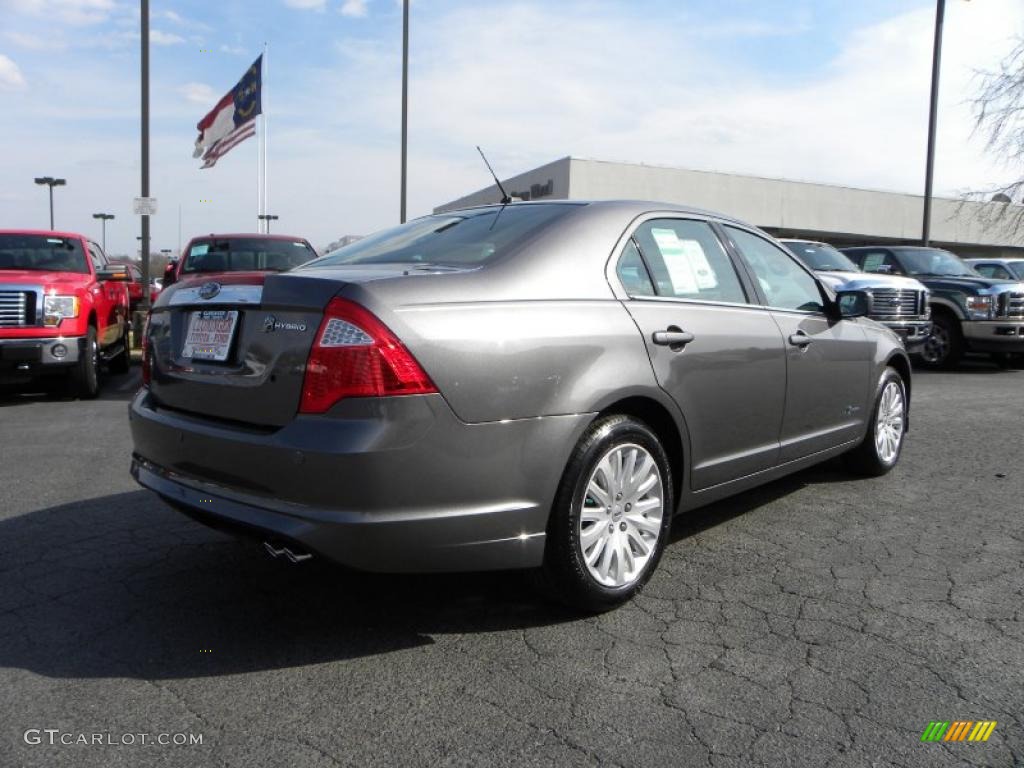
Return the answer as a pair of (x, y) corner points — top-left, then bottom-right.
(182, 310), (239, 361)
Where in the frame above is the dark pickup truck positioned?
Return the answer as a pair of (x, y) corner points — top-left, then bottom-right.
(842, 245), (1024, 367)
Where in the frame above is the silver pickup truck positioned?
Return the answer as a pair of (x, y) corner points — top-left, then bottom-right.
(780, 239), (931, 353)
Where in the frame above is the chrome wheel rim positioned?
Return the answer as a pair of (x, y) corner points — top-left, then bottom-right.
(874, 381), (905, 464)
(578, 443), (664, 588)
(921, 323), (948, 364)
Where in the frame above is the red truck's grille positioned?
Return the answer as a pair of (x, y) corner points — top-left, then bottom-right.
(0, 290), (31, 327)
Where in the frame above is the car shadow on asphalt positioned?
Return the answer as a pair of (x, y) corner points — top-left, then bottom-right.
(0, 459), (849, 682)
(0, 367), (141, 406)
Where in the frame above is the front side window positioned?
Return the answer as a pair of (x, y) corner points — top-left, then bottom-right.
(629, 219), (747, 304)
(0, 234), (89, 274)
(88, 243), (106, 270)
(974, 264), (1012, 280)
(727, 227), (824, 313)
(856, 250), (903, 275)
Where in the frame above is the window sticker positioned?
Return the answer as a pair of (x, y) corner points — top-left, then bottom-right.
(190, 244), (209, 257)
(862, 253), (885, 272)
(679, 239), (718, 289)
(651, 228), (698, 293)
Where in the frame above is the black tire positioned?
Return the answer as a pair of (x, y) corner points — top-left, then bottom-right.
(70, 325), (100, 399)
(844, 367), (907, 477)
(108, 323), (131, 374)
(534, 414), (674, 612)
(918, 312), (963, 369)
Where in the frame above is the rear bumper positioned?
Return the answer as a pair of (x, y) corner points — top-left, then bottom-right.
(962, 320), (1024, 353)
(129, 390), (592, 572)
(0, 335), (81, 377)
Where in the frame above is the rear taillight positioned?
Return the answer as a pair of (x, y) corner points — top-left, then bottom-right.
(140, 312), (152, 387)
(299, 298), (436, 414)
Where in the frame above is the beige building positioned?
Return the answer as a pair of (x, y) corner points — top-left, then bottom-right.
(436, 157), (1024, 258)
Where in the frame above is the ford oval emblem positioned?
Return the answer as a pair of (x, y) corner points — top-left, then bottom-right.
(198, 282), (221, 300)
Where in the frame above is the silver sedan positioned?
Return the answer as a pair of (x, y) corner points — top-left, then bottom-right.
(130, 201), (911, 611)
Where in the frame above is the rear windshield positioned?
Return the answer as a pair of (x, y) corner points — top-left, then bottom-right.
(0, 234), (88, 274)
(782, 242), (860, 273)
(182, 238), (317, 274)
(307, 204), (578, 268)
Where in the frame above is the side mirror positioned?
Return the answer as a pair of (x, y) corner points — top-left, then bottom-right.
(835, 289), (870, 319)
(97, 266), (130, 282)
(163, 261), (178, 286)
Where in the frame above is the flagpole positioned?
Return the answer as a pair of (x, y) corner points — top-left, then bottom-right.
(263, 42), (269, 235)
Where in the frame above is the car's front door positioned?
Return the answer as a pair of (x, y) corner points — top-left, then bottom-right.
(723, 226), (873, 462)
(615, 217), (787, 490)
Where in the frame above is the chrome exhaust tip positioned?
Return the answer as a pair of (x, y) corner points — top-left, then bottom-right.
(264, 541), (314, 563)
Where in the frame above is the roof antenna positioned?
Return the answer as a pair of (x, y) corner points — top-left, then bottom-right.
(476, 146), (512, 205)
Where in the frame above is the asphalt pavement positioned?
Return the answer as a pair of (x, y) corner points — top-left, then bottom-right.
(1, 361), (1022, 768)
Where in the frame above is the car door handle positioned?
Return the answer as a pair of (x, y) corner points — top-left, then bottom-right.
(652, 329), (695, 347)
(788, 331), (814, 347)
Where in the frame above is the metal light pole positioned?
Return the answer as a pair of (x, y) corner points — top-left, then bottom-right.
(922, 0), (946, 247)
(257, 214), (279, 233)
(92, 213), (114, 251)
(139, 0), (151, 314)
(399, 0), (409, 223)
(34, 177), (66, 230)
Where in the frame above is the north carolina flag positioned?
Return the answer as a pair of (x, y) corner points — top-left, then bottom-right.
(194, 54), (262, 169)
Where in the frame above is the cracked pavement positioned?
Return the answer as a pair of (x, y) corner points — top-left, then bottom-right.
(0, 363), (1021, 767)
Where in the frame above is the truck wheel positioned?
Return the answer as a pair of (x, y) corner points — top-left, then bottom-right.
(918, 313), (962, 369)
(71, 325), (100, 399)
(109, 323), (131, 374)
(533, 414), (673, 612)
(845, 367), (907, 477)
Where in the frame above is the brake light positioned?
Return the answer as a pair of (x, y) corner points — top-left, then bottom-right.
(299, 298), (436, 414)
(140, 312), (152, 387)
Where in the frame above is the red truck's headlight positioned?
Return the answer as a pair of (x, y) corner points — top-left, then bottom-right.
(42, 295), (80, 326)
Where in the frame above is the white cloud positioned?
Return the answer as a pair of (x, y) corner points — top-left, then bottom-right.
(5, 0), (115, 25)
(150, 29), (185, 46)
(283, 0), (325, 9)
(177, 82), (218, 106)
(340, 0), (367, 18)
(0, 54), (27, 90)
(157, 9), (183, 24)
(5, 30), (65, 50)
(220, 44), (247, 56)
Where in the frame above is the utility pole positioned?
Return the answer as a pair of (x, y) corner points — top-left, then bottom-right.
(92, 213), (114, 251)
(399, 0), (409, 223)
(140, 0), (151, 312)
(922, 0), (945, 246)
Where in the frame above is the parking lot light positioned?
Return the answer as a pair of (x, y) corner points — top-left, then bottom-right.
(34, 176), (66, 230)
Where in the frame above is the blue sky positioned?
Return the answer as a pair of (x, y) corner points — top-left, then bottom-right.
(1, 0), (1021, 256)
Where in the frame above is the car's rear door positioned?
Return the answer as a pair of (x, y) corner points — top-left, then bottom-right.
(614, 216), (787, 490)
(722, 226), (872, 462)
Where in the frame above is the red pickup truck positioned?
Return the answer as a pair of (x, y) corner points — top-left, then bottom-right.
(163, 233), (318, 287)
(0, 230), (131, 397)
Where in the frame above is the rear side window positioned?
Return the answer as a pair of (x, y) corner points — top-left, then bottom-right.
(308, 204), (578, 268)
(616, 239), (656, 296)
(630, 219), (747, 304)
(726, 227), (824, 313)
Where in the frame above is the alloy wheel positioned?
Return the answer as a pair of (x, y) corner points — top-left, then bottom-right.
(578, 443), (664, 588)
(874, 380), (905, 464)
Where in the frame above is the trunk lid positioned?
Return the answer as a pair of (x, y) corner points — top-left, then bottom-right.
(147, 273), (341, 427)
